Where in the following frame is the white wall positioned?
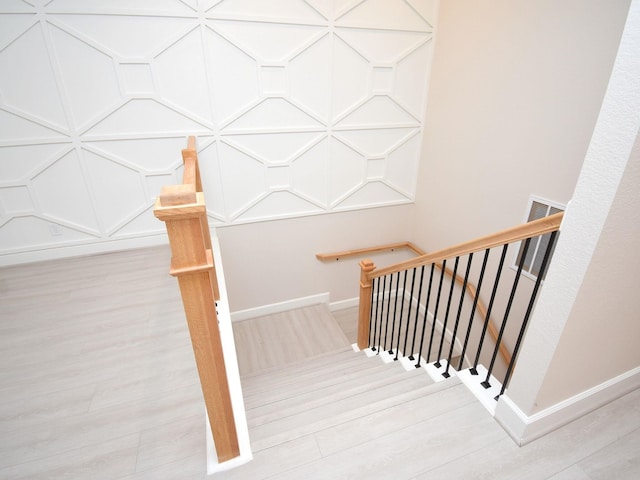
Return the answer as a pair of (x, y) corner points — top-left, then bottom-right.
(0, 0), (437, 266)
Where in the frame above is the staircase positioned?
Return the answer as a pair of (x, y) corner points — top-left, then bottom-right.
(218, 339), (505, 479)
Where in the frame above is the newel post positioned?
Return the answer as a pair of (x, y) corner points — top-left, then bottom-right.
(357, 259), (376, 350)
(154, 189), (240, 463)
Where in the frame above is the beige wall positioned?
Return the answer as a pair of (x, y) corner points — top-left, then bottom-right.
(412, 0), (629, 250)
(501, 0), (640, 420)
(533, 130), (640, 409)
(218, 0), (632, 316)
(407, 0), (631, 363)
(217, 205), (416, 312)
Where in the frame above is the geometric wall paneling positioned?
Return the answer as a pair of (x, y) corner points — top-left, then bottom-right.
(120, 62), (155, 95)
(0, 0), (438, 262)
(234, 190), (324, 223)
(30, 150), (100, 233)
(336, 0), (432, 31)
(211, 21), (325, 62)
(153, 28), (213, 124)
(223, 132), (325, 165)
(81, 149), (147, 234)
(197, 140), (227, 223)
(47, 0), (193, 13)
(84, 99), (207, 136)
(386, 131), (422, 196)
(49, 14), (194, 59)
(335, 28), (429, 64)
(223, 98), (323, 132)
(0, 14), (36, 50)
(0, 185), (34, 215)
(0, 143), (70, 181)
(83, 138), (184, 171)
(335, 180), (409, 210)
(110, 205), (164, 239)
(291, 136), (329, 207)
(328, 137), (367, 206)
(336, 95), (420, 127)
(204, 28), (259, 125)
(0, 216), (97, 251)
(48, 24), (121, 129)
(405, 0), (439, 25)
(0, 24), (68, 130)
(217, 141), (268, 220)
(207, 0), (325, 23)
(394, 40), (434, 117)
(332, 127), (417, 157)
(289, 35), (332, 122)
(0, 108), (67, 142)
(332, 36), (370, 120)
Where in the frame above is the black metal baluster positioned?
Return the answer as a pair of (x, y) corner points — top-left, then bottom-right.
(370, 277), (379, 351)
(443, 253), (474, 378)
(408, 266), (426, 361)
(435, 257), (460, 368)
(382, 274), (391, 352)
(388, 272), (400, 355)
(457, 249), (490, 371)
(402, 268), (418, 358)
(497, 231), (558, 399)
(415, 264), (436, 367)
(482, 238), (531, 388)
(471, 245), (508, 375)
(395, 269), (409, 360)
(425, 260), (447, 365)
(375, 275), (387, 354)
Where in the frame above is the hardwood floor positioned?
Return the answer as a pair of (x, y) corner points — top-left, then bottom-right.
(232, 303), (350, 376)
(0, 246), (638, 479)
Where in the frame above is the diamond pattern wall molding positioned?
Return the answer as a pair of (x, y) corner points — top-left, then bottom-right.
(0, 0), (437, 261)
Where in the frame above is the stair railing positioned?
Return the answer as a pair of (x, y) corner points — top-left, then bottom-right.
(153, 136), (240, 462)
(317, 241), (512, 368)
(357, 212), (562, 400)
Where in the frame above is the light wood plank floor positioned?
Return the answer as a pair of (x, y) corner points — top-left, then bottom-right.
(232, 303), (350, 376)
(1, 246), (638, 479)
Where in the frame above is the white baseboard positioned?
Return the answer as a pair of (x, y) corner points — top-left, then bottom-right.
(495, 365), (640, 446)
(230, 292), (330, 322)
(329, 297), (359, 311)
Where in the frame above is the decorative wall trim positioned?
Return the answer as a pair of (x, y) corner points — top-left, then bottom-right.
(0, 1), (438, 263)
(495, 365), (640, 446)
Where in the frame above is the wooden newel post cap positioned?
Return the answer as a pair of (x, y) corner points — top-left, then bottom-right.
(359, 259), (375, 272)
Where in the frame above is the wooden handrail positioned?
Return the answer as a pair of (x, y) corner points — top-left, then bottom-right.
(371, 212), (563, 279)
(154, 136), (239, 463)
(329, 212), (563, 366)
(316, 241), (425, 261)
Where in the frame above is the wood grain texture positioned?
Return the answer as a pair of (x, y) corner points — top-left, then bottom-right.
(1, 245), (637, 480)
(231, 303), (350, 377)
(372, 212), (563, 278)
(154, 139), (238, 462)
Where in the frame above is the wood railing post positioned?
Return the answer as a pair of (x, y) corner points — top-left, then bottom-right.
(154, 185), (239, 461)
(357, 259), (376, 350)
(155, 197), (239, 462)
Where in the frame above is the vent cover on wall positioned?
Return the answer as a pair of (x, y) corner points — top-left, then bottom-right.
(514, 195), (565, 280)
